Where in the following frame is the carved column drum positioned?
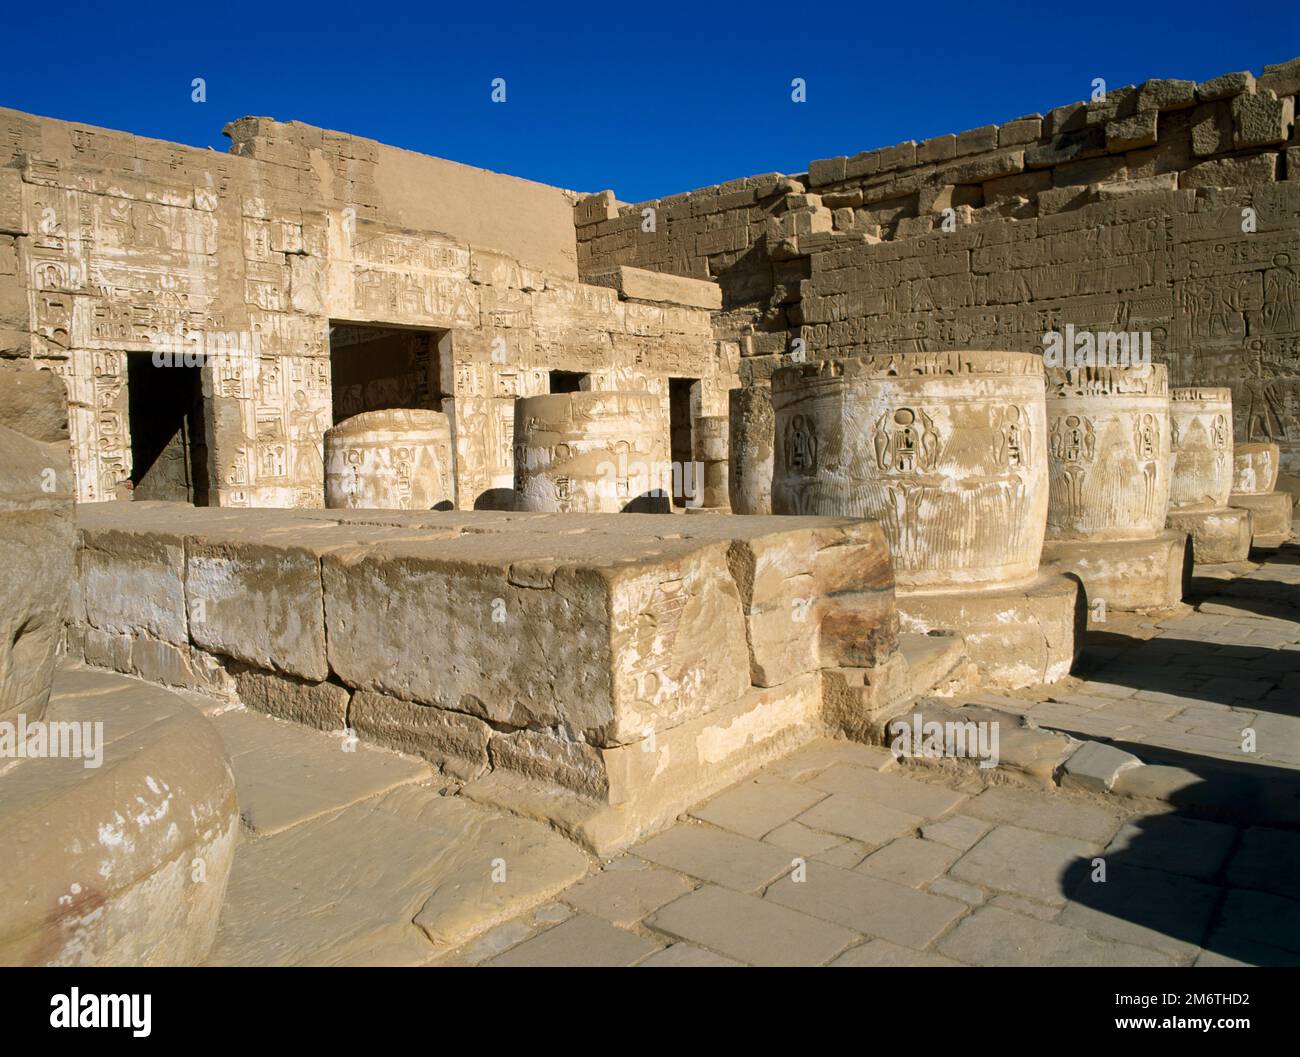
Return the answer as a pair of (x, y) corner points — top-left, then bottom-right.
(728, 385), (774, 515)
(324, 408), (454, 510)
(772, 351), (1049, 592)
(1168, 388), (1234, 511)
(1044, 363), (1170, 541)
(513, 391), (669, 513)
(692, 415), (729, 508)
(1231, 441), (1280, 496)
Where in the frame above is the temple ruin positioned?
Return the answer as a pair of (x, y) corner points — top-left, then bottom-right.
(1, 54), (1298, 967)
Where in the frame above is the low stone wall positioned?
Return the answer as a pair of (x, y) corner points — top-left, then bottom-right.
(66, 502), (898, 851)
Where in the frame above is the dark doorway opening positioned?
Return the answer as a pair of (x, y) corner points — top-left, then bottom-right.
(549, 370), (588, 394)
(127, 353), (209, 504)
(668, 376), (700, 508)
(328, 323), (447, 424)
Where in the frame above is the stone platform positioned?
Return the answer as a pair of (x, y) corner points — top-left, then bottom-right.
(0, 667), (238, 965)
(1229, 491), (1295, 549)
(895, 572), (1084, 691)
(1042, 530), (1190, 618)
(1166, 506), (1252, 565)
(69, 503), (902, 855)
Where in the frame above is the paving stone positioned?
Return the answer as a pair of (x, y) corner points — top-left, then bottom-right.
(485, 914), (661, 966)
(857, 838), (961, 887)
(763, 820), (848, 857)
(461, 920), (535, 965)
(950, 824), (1097, 905)
(766, 861), (967, 949)
(210, 785), (590, 965)
(1059, 864), (1219, 959)
(690, 775), (826, 839)
(1207, 889), (1300, 954)
(1225, 827), (1300, 901)
(937, 906), (1178, 966)
(634, 823), (794, 892)
(648, 885), (857, 967)
(812, 840), (871, 868)
(961, 786), (1125, 843)
(830, 940), (965, 967)
(1103, 815), (1238, 881)
(928, 877), (986, 905)
(921, 814), (992, 850)
(1194, 940), (1300, 967)
(561, 865), (694, 926)
(1060, 740), (1144, 793)
(767, 738), (896, 781)
(639, 943), (744, 967)
(210, 707), (432, 836)
(805, 765), (967, 818)
(989, 893), (1059, 921)
(796, 792), (923, 845)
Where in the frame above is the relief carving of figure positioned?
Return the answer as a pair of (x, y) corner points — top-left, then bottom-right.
(1133, 413), (1159, 461)
(998, 406), (1030, 468)
(786, 414), (818, 475)
(874, 407), (938, 473)
(1050, 414), (1095, 465)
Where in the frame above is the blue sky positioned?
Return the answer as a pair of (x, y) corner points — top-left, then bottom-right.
(4, 1), (1298, 202)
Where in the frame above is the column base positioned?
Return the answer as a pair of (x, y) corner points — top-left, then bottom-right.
(1165, 506), (1252, 565)
(1042, 530), (1190, 616)
(1228, 491), (1295, 549)
(895, 571), (1083, 691)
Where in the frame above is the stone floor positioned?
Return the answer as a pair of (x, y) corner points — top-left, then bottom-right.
(190, 535), (1300, 967)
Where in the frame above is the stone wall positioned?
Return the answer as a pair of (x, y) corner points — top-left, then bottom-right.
(574, 57), (1300, 481)
(0, 108), (730, 510)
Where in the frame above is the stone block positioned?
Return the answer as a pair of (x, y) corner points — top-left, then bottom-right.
(0, 670), (237, 965)
(585, 265), (721, 309)
(896, 572), (1084, 690)
(1041, 531), (1190, 615)
(0, 424), (73, 723)
(187, 539), (328, 681)
(1059, 740), (1143, 793)
(1191, 101), (1234, 156)
(1180, 153), (1279, 188)
(999, 116), (1043, 147)
(1258, 57), (1300, 97)
(78, 526), (188, 646)
(1106, 109), (1159, 152)
(322, 529), (751, 746)
(1165, 506), (1252, 564)
(1228, 490), (1294, 547)
(232, 664), (349, 730)
(1197, 71), (1255, 102)
(1232, 90), (1295, 148)
(954, 125), (998, 156)
(808, 157), (847, 187)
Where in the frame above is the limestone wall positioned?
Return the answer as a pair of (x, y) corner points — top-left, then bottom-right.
(575, 57), (1300, 479)
(0, 109), (730, 510)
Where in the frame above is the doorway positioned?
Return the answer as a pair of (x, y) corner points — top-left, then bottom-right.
(328, 323), (447, 424)
(668, 376), (700, 508)
(127, 353), (209, 503)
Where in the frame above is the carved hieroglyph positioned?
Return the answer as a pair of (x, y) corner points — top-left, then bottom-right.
(692, 414), (729, 508)
(324, 408), (454, 510)
(772, 351), (1049, 591)
(1231, 441), (1280, 496)
(729, 385), (774, 515)
(1045, 363), (1171, 541)
(513, 391), (669, 512)
(1168, 388), (1234, 511)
